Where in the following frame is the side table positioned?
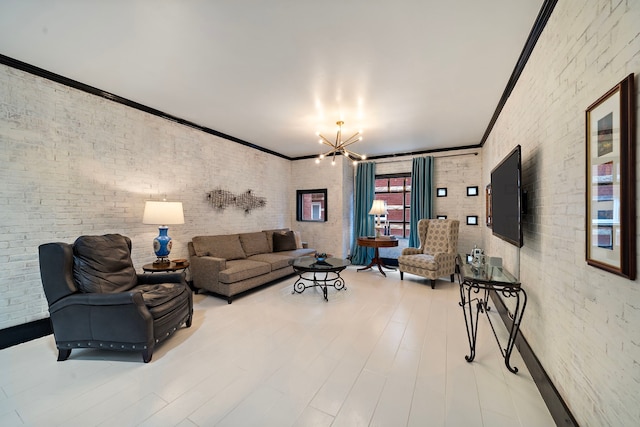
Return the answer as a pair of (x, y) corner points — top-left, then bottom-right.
(456, 254), (527, 374)
(356, 237), (399, 277)
(142, 261), (190, 273)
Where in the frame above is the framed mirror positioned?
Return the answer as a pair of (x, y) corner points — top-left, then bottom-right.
(296, 189), (327, 222)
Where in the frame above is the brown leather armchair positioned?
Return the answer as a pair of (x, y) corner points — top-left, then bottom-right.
(38, 234), (193, 363)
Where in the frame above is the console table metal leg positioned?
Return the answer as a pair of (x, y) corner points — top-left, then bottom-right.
(503, 288), (527, 373)
(460, 282), (481, 363)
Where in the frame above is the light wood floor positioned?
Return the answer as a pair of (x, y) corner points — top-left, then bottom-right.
(0, 267), (555, 426)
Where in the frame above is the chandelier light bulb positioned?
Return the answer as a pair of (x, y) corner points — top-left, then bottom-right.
(361, 154), (367, 160)
(314, 120), (365, 166)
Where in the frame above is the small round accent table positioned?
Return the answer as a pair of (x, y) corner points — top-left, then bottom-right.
(292, 257), (350, 301)
(356, 237), (399, 276)
(142, 261), (190, 273)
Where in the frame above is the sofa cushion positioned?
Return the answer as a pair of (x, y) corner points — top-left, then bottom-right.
(248, 253), (293, 271)
(239, 232), (271, 256)
(398, 253), (437, 270)
(136, 283), (190, 318)
(73, 234), (137, 293)
(273, 231), (297, 252)
(192, 235), (246, 260)
(275, 248), (317, 258)
(219, 259), (271, 283)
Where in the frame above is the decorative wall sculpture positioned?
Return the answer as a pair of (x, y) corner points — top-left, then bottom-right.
(207, 188), (267, 213)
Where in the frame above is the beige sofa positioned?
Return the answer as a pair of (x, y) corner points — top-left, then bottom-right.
(188, 229), (315, 303)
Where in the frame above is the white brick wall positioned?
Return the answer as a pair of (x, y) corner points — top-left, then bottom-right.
(374, 149), (483, 256)
(0, 64), (292, 329)
(482, 1), (640, 425)
(290, 157), (353, 258)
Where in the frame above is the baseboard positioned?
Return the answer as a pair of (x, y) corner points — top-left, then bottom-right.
(0, 318), (52, 350)
(490, 291), (578, 426)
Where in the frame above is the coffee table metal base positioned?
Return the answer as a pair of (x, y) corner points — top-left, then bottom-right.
(292, 271), (346, 301)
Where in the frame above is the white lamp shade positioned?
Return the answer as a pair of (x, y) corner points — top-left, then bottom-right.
(368, 199), (388, 216)
(143, 201), (185, 225)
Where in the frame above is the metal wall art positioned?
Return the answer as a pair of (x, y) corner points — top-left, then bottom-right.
(207, 188), (266, 213)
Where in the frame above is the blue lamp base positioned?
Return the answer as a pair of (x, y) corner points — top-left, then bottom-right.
(153, 226), (173, 265)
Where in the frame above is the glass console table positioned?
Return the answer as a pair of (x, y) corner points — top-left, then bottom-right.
(456, 254), (527, 374)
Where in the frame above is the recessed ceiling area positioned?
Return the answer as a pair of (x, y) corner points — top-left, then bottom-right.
(0, 1), (545, 159)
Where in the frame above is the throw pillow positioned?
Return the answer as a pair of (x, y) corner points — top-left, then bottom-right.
(273, 231), (297, 252)
(262, 228), (289, 252)
(292, 231), (303, 249)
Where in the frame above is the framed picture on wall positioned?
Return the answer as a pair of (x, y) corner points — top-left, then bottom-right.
(466, 186), (479, 196)
(437, 188), (447, 197)
(585, 73), (636, 279)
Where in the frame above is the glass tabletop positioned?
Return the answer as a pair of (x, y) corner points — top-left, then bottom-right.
(458, 260), (520, 286)
(293, 256), (350, 270)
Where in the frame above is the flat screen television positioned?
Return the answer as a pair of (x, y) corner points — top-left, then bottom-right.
(490, 145), (523, 247)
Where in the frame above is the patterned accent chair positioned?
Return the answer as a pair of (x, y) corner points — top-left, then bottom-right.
(398, 219), (460, 289)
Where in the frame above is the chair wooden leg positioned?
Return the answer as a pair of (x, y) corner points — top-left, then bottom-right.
(57, 348), (71, 361)
(400, 271), (404, 280)
(450, 274), (455, 282)
(142, 349), (153, 363)
(430, 279), (435, 289)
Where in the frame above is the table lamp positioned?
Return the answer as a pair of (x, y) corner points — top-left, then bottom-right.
(142, 201), (184, 265)
(368, 199), (388, 238)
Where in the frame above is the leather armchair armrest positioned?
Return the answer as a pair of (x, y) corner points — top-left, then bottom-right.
(48, 291), (153, 344)
(401, 247), (423, 256)
(49, 291), (145, 312)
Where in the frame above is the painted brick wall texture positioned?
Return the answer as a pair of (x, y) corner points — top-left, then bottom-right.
(375, 149), (483, 256)
(0, 62), (478, 333)
(0, 64), (292, 330)
(482, 1), (640, 425)
(290, 157), (353, 259)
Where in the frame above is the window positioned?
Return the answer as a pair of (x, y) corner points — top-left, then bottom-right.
(296, 189), (327, 222)
(374, 174), (411, 238)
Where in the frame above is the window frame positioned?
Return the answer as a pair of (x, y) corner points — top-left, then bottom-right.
(374, 173), (411, 238)
(296, 189), (328, 222)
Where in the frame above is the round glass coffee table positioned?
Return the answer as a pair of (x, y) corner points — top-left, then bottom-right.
(291, 257), (350, 301)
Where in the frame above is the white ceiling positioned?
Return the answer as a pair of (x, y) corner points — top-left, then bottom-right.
(0, 0), (544, 159)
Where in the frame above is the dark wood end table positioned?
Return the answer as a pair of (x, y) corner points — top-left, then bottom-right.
(142, 261), (190, 273)
(356, 237), (399, 276)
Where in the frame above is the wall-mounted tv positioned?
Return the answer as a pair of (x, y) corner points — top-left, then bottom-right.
(491, 145), (524, 247)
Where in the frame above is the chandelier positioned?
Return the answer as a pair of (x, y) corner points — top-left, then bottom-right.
(315, 120), (366, 165)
